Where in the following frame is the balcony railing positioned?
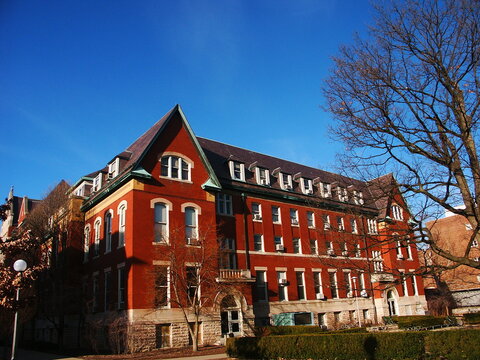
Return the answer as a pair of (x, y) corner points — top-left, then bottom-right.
(217, 269), (255, 283)
(371, 272), (395, 283)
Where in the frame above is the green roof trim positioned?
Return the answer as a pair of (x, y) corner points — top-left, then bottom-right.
(131, 167), (152, 178)
(202, 177), (221, 190)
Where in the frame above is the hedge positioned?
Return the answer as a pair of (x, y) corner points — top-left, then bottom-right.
(463, 312), (480, 324)
(388, 315), (448, 328)
(227, 329), (480, 360)
(255, 325), (367, 336)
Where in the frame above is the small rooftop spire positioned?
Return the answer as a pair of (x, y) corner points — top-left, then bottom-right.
(8, 186), (14, 200)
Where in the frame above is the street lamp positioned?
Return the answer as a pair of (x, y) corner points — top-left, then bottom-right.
(11, 259), (27, 360)
(351, 276), (362, 328)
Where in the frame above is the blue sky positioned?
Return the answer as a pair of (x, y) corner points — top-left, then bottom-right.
(0, 0), (373, 200)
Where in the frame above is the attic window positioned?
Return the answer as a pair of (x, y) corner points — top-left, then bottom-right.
(256, 167), (270, 186)
(301, 178), (313, 195)
(161, 156), (190, 181)
(320, 183), (331, 198)
(337, 187), (348, 202)
(229, 161), (245, 181)
(391, 204), (403, 220)
(108, 158), (120, 179)
(92, 174), (102, 192)
(353, 190), (364, 205)
(280, 173), (293, 190)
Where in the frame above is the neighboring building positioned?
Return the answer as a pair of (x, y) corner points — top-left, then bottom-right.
(425, 212), (480, 315)
(10, 105), (428, 351)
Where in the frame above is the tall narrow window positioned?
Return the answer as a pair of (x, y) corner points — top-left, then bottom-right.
(341, 242), (348, 256)
(104, 270), (112, 311)
(401, 271), (408, 296)
(252, 203), (262, 221)
(186, 267), (199, 303)
(105, 212), (112, 253)
(118, 266), (126, 310)
(322, 214), (331, 230)
(373, 251), (383, 272)
(274, 236), (284, 252)
(254, 234), (264, 252)
(296, 271), (306, 300)
(293, 238), (301, 254)
(229, 161), (245, 181)
(255, 271), (268, 302)
(290, 209), (299, 225)
(350, 219), (357, 234)
(310, 239), (318, 255)
(154, 203), (168, 243)
(161, 156), (190, 181)
(277, 272), (288, 301)
(155, 324), (171, 348)
(412, 275), (418, 296)
(272, 206), (280, 223)
(280, 173), (293, 190)
(118, 204), (126, 247)
(256, 167), (270, 185)
(320, 182), (331, 197)
(301, 178), (313, 194)
(307, 211), (315, 228)
(217, 193), (233, 215)
(368, 219), (378, 234)
(313, 272), (324, 298)
(94, 219), (101, 257)
(391, 204), (403, 220)
(83, 226), (90, 262)
(344, 272), (352, 296)
(406, 238), (413, 259)
(337, 216), (345, 231)
(329, 272), (338, 298)
(155, 266), (169, 308)
(185, 207), (198, 244)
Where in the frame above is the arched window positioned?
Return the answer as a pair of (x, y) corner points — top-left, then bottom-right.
(154, 203), (168, 243)
(185, 207), (198, 244)
(118, 204), (126, 247)
(161, 155), (190, 181)
(83, 225), (90, 262)
(105, 211), (113, 253)
(94, 218), (101, 257)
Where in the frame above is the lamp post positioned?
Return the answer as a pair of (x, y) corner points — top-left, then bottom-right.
(11, 259), (27, 360)
(351, 276), (362, 328)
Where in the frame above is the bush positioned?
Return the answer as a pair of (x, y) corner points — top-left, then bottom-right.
(390, 315), (447, 328)
(331, 327), (368, 334)
(425, 329), (480, 360)
(463, 312), (480, 324)
(255, 325), (327, 336)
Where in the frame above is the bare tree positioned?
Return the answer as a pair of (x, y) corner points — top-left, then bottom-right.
(323, 0), (480, 269)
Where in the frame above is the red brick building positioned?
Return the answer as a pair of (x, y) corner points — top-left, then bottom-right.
(20, 105), (427, 350)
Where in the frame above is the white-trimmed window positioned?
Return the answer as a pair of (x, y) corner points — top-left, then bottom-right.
(313, 272), (324, 299)
(290, 209), (299, 225)
(400, 271), (408, 296)
(326, 241), (334, 255)
(337, 216), (345, 231)
(344, 271), (352, 297)
(83, 225), (90, 262)
(373, 251), (383, 272)
(296, 271), (306, 300)
(93, 173), (102, 192)
(229, 161), (245, 181)
(155, 265), (170, 308)
(154, 203), (169, 243)
(161, 155), (190, 181)
(186, 266), (200, 302)
(280, 173), (293, 190)
(118, 202), (126, 247)
(392, 204), (403, 220)
(254, 234), (264, 252)
(185, 207), (198, 243)
(293, 238), (301, 254)
(94, 218), (101, 257)
(329, 271), (338, 299)
(396, 237), (404, 259)
(117, 265), (126, 310)
(256, 167), (270, 186)
(307, 211), (315, 228)
(274, 236), (284, 252)
(368, 219), (378, 234)
(105, 211), (113, 253)
(277, 271), (288, 301)
(217, 193), (233, 215)
(412, 275), (418, 296)
(220, 238), (236, 269)
(301, 178), (314, 195)
(320, 182), (331, 198)
(353, 190), (364, 205)
(108, 158), (120, 179)
(322, 214), (331, 230)
(310, 239), (318, 255)
(272, 206), (281, 224)
(252, 203), (262, 221)
(351, 219), (358, 234)
(354, 243), (361, 257)
(341, 242), (348, 256)
(255, 271), (268, 302)
(104, 269), (112, 311)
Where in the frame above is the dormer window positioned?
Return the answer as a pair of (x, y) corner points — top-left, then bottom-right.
(229, 161), (245, 181)
(392, 204), (403, 220)
(337, 187), (348, 202)
(280, 173), (293, 190)
(353, 190), (364, 205)
(108, 158), (120, 179)
(320, 183), (331, 198)
(256, 167), (270, 186)
(74, 181), (93, 197)
(301, 178), (313, 195)
(92, 173), (102, 192)
(161, 155), (190, 181)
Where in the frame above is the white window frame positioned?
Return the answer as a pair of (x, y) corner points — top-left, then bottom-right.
(277, 271), (288, 301)
(255, 270), (268, 302)
(93, 173), (102, 192)
(105, 210), (113, 253)
(373, 251), (383, 272)
(354, 243), (361, 257)
(326, 241), (334, 255)
(93, 217), (101, 257)
(313, 271), (324, 298)
(368, 219), (378, 234)
(154, 203), (169, 244)
(351, 219), (358, 234)
(341, 242), (348, 256)
(290, 209), (299, 226)
(184, 206), (199, 244)
(320, 182), (331, 198)
(83, 225), (91, 262)
(400, 270), (408, 296)
(117, 201), (127, 248)
(280, 173), (293, 190)
(252, 203), (262, 221)
(392, 204), (403, 220)
(329, 271), (339, 299)
(353, 190), (364, 205)
(307, 211), (315, 228)
(254, 234), (264, 252)
(406, 238), (413, 259)
(295, 271), (306, 300)
(292, 238), (302, 254)
(108, 158), (120, 179)
(337, 187), (348, 202)
(161, 155), (191, 181)
(217, 193), (233, 216)
(337, 216), (345, 231)
(344, 271), (353, 297)
(310, 239), (318, 255)
(256, 167), (270, 186)
(411, 272), (418, 296)
(323, 214), (331, 230)
(301, 178), (313, 195)
(274, 236), (284, 252)
(155, 265), (170, 308)
(229, 161), (245, 181)
(272, 206), (281, 224)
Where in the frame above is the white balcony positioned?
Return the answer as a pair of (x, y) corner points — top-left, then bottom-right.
(217, 269), (255, 283)
(371, 272), (395, 283)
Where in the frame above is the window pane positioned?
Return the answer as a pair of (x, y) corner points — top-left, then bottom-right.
(185, 208), (195, 226)
(161, 157), (169, 176)
(181, 160), (189, 180)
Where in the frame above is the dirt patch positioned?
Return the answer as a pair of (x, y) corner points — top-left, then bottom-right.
(80, 345), (226, 359)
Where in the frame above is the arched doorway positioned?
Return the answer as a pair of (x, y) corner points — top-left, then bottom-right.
(220, 295), (242, 337)
(387, 290), (398, 316)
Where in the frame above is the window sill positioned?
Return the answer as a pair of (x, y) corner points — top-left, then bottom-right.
(152, 242), (169, 245)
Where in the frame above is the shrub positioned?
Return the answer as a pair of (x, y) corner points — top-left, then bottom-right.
(255, 325), (327, 336)
(425, 329), (480, 360)
(390, 315), (447, 328)
(331, 327), (368, 334)
(463, 312), (480, 324)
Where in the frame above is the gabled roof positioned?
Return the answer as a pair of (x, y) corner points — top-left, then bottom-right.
(366, 173), (397, 218)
